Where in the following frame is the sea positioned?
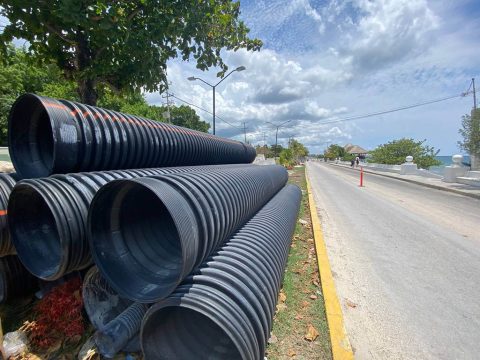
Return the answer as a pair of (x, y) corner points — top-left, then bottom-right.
(429, 155), (471, 174)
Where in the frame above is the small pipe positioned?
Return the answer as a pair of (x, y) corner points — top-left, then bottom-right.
(94, 302), (149, 358)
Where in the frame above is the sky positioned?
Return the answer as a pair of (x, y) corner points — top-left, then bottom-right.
(145, 0), (480, 155)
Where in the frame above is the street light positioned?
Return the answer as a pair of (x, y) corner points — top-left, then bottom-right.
(188, 66), (246, 135)
(266, 120), (292, 160)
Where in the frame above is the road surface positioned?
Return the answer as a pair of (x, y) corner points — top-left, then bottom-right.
(306, 161), (480, 360)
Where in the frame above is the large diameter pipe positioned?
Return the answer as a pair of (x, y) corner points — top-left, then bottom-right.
(88, 165), (288, 303)
(8, 94), (256, 179)
(0, 255), (38, 303)
(140, 184), (301, 359)
(8, 165), (247, 281)
(0, 174), (17, 256)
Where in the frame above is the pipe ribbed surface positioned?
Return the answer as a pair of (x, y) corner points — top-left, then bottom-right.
(0, 255), (37, 303)
(0, 174), (17, 256)
(140, 184), (301, 360)
(8, 165), (246, 281)
(8, 94), (256, 179)
(88, 165), (288, 303)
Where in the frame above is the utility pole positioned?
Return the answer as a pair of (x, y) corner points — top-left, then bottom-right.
(243, 122), (247, 143)
(262, 132), (266, 154)
(473, 78), (477, 110)
(161, 81), (174, 124)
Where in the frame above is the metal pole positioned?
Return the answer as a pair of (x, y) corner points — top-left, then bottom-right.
(243, 122), (247, 143)
(212, 86), (216, 135)
(473, 78), (477, 110)
(274, 126), (279, 160)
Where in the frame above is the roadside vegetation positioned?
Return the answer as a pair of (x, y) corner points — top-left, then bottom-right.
(267, 166), (332, 360)
(368, 138), (441, 169)
(458, 108), (480, 167)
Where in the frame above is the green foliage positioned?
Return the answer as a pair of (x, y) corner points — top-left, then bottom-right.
(0, 45), (77, 145)
(268, 144), (284, 158)
(279, 139), (309, 166)
(279, 148), (294, 167)
(458, 109), (480, 156)
(289, 139), (309, 159)
(170, 105), (210, 133)
(0, 1), (262, 104)
(324, 144), (345, 160)
(368, 138), (441, 169)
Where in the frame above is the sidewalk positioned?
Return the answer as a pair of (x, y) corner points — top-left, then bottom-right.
(329, 162), (480, 200)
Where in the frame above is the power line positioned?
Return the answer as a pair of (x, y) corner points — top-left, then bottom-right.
(170, 94), (242, 130)
(317, 92), (471, 125)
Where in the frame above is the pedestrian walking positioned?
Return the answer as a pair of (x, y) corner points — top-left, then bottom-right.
(355, 156), (360, 167)
(350, 159), (355, 168)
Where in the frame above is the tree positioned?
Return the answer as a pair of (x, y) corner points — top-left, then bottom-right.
(289, 139), (308, 162)
(0, 1), (262, 105)
(169, 105), (210, 133)
(0, 44), (78, 145)
(279, 139), (309, 166)
(324, 144), (345, 160)
(268, 144), (284, 158)
(458, 109), (480, 167)
(368, 138), (441, 169)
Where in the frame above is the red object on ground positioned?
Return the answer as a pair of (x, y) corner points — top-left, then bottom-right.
(360, 167), (364, 187)
(29, 277), (84, 349)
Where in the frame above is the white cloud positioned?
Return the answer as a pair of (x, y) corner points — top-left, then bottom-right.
(144, 0), (480, 155)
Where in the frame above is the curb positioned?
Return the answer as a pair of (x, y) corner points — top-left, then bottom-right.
(306, 168), (354, 360)
(329, 163), (480, 200)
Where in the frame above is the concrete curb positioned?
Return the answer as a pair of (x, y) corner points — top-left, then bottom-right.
(329, 163), (480, 200)
(306, 168), (354, 360)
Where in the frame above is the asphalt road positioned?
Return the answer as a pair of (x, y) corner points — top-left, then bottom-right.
(306, 161), (480, 360)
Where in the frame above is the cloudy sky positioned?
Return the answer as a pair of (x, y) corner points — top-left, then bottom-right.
(147, 0), (480, 155)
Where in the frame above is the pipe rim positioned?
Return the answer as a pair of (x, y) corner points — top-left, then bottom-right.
(8, 94), (56, 178)
(8, 182), (64, 279)
(141, 297), (244, 360)
(88, 178), (197, 302)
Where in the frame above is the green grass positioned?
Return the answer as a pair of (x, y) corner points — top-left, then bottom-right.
(266, 166), (332, 359)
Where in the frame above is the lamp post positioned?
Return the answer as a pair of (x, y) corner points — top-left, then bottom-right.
(188, 65), (246, 135)
(266, 120), (292, 160)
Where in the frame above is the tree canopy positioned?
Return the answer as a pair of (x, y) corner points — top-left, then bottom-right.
(324, 144), (345, 160)
(458, 109), (480, 157)
(0, 1), (262, 105)
(0, 46), (209, 145)
(279, 139), (308, 167)
(368, 138), (441, 169)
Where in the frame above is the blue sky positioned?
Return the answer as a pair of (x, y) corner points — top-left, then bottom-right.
(147, 0), (480, 155)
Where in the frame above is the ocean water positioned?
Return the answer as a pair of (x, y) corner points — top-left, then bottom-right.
(429, 155), (471, 174)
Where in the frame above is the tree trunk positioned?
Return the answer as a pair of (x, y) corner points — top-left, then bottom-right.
(75, 28), (97, 105)
(78, 78), (97, 106)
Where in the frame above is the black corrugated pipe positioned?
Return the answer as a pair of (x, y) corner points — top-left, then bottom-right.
(8, 94), (256, 179)
(8, 165), (248, 281)
(0, 174), (17, 256)
(140, 184), (301, 360)
(88, 165), (288, 303)
(83, 267), (146, 357)
(0, 255), (38, 303)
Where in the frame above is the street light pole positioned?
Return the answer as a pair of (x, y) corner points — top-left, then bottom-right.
(188, 66), (246, 135)
(266, 119), (292, 161)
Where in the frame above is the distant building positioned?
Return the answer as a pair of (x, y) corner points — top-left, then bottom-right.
(344, 144), (368, 159)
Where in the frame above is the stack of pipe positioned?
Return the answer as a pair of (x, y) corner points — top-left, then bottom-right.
(4, 94), (302, 359)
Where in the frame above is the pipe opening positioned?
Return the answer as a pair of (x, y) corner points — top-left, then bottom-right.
(9, 95), (55, 178)
(142, 306), (242, 360)
(90, 181), (183, 301)
(8, 185), (61, 279)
